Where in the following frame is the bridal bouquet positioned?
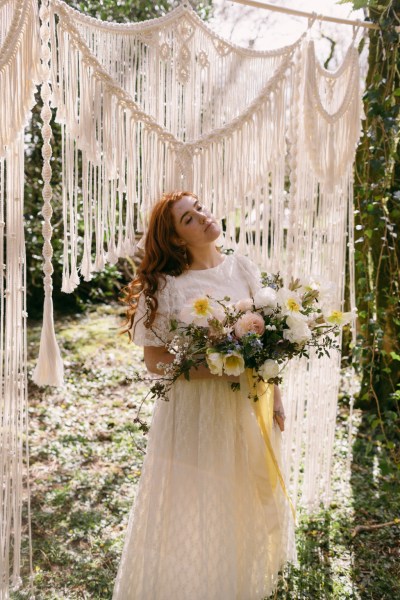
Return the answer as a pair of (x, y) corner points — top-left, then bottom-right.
(144, 272), (355, 403)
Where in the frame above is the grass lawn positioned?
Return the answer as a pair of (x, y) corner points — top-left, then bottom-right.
(10, 305), (400, 599)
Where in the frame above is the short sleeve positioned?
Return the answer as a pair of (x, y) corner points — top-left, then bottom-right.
(131, 280), (172, 347)
(235, 254), (262, 297)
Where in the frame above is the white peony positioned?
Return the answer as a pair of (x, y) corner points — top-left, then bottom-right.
(283, 315), (312, 345)
(253, 287), (278, 311)
(206, 350), (224, 376)
(258, 359), (279, 381)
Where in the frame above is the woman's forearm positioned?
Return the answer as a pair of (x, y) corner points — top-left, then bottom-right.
(183, 363), (239, 382)
(145, 349), (238, 382)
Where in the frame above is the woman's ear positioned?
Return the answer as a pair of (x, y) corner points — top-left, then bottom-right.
(172, 236), (186, 247)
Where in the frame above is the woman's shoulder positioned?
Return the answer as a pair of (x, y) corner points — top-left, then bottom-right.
(231, 252), (262, 292)
(232, 252), (260, 270)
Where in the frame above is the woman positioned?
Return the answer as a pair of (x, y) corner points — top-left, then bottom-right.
(112, 191), (296, 600)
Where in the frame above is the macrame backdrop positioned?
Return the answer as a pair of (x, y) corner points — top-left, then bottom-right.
(35, 0), (361, 511)
(0, 0), (40, 596)
(0, 0), (362, 594)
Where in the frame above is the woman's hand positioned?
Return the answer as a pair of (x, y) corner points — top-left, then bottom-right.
(273, 384), (286, 432)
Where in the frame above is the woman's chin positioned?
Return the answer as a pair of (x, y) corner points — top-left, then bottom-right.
(207, 222), (221, 240)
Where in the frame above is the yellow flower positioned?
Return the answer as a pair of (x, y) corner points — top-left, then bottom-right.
(179, 296), (214, 326)
(193, 297), (212, 318)
(223, 351), (245, 376)
(286, 298), (301, 312)
(276, 288), (306, 318)
(325, 310), (354, 326)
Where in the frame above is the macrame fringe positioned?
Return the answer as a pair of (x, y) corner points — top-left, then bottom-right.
(0, 0), (40, 155)
(0, 0), (40, 597)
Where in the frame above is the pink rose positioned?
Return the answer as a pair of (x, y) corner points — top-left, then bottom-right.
(234, 311), (265, 338)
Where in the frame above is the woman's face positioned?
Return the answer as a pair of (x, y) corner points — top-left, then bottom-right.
(171, 195), (221, 248)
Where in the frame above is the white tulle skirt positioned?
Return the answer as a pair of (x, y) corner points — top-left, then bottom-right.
(112, 378), (296, 600)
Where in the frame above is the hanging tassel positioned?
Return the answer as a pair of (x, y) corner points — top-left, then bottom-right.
(33, 0), (64, 386)
(32, 292), (64, 386)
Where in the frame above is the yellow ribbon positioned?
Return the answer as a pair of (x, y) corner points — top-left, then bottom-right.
(245, 368), (296, 521)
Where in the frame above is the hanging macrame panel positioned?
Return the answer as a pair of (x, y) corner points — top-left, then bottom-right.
(41, 0), (362, 512)
(49, 0), (306, 290)
(281, 38), (361, 508)
(0, 0), (40, 596)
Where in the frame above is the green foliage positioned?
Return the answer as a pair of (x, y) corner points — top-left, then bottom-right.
(66, 0), (213, 22)
(337, 0), (378, 8)
(348, 1), (400, 428)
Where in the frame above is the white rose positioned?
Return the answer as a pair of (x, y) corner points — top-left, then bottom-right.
(283, 315), (312, 345)
(235, 297), (254, 312)
(253, 287), (278, 310)
(206, 351), (224, 376)
(258, 359), (279, 381)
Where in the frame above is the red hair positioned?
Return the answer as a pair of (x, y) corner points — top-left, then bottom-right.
(121, 191), (197, 338)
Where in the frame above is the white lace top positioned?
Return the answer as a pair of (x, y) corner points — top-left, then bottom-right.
(132, 253), (261, 347)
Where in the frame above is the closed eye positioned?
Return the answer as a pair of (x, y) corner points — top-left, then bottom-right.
(184, 202), (203, 224)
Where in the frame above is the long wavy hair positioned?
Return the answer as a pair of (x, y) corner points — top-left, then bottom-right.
(121, 191), (197, 339)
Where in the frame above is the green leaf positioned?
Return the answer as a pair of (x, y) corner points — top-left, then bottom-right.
(337, 0), (373, 8)
(390, 351), (400, 361)
(170, 319), (178, 331)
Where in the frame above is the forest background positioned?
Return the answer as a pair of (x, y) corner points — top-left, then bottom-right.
(18, 0), (400, 598)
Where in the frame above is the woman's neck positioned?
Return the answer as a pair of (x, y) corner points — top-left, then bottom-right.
(187, 245), (223, 270)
